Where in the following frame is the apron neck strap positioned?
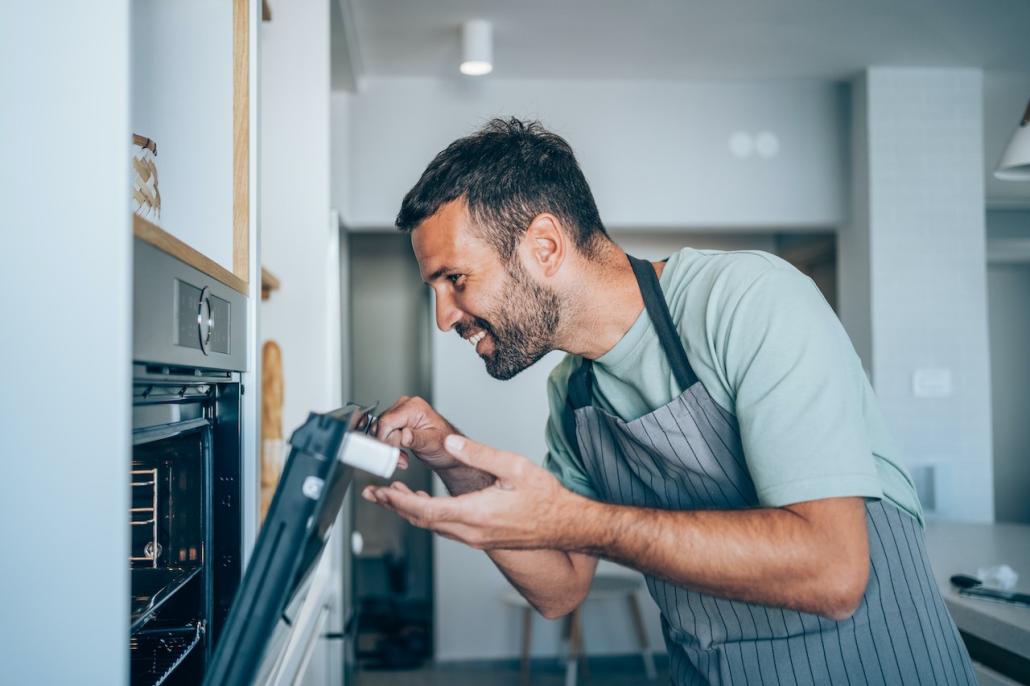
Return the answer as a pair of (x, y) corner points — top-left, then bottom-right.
(626, 254), (698, 392)
(568, 254), (698, 411)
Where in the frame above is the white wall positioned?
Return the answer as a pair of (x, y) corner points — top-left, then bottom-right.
(331, 93), (353, 223)
(843, 68), (993, 522)
(132, 0), (235, 269)
(345, 77), (847, 230)
(431, 232), (779, 662)
(0, 3), (131, 684)
(260, 5), (342, 681)
(260, 0), (336, 435)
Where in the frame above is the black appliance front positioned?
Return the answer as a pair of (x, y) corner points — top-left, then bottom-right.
(203, 406), (368, 686)
(132, 237), (247, 686)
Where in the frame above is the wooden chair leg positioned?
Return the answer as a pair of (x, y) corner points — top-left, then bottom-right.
(627, 593), (657, 680)
(565, 607), (582, 686)
(521, 606), (533, 686)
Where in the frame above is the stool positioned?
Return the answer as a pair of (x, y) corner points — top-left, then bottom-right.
(503, 574), (657, 686)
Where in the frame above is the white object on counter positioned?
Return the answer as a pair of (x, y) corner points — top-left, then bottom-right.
(976, 564), (1019, 591)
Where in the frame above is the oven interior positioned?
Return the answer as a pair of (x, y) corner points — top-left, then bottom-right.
(130, 374), (240, 686)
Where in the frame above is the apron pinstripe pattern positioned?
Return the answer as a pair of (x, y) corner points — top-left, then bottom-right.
(563, 256), (975, 685)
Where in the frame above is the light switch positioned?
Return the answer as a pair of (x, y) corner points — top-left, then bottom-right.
(912, 368), (953, 398)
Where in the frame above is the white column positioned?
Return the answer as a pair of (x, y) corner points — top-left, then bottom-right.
(841, 68), (993, 522)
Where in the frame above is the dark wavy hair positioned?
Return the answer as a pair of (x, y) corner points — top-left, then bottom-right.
(395, 118), (608, 260)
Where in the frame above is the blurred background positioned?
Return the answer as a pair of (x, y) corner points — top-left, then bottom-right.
(3, 1), (1030, 684)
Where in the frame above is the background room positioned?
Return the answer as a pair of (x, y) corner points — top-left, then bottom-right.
(5, 1), (1030, 685)
(258, 1), (1030, 682)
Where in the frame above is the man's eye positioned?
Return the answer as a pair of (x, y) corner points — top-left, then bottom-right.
(448, 274), (465, 286)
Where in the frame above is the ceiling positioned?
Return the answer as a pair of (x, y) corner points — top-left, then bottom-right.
(339, 0), (1030, 81)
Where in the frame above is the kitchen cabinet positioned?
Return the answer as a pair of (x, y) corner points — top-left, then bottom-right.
(131, 0), (252, 294)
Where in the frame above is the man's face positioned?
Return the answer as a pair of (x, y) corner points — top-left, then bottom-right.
(412, 200), (561, 380)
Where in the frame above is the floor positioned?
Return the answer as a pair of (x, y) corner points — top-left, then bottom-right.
(357, 655), (670, 686)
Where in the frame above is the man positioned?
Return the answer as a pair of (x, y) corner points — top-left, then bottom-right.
(362, 118), (975, 685)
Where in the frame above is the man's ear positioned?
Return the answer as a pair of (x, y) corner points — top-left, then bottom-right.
(520, 213), (565, 278)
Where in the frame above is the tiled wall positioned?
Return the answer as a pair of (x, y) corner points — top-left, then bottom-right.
(843, 68), (993, 522)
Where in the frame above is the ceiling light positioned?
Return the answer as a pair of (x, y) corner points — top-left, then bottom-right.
(995, 97), (1030, 181)
(460, 20), (493, 76)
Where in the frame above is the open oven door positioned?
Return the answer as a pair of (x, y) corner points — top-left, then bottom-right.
(202, 405), (397, 686)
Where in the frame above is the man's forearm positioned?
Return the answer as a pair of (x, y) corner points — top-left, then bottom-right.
(436, 464), (495, 495)
(434, 467), (594, 618)
(558, 495), (869, 620)
(485, 548), (596, 619)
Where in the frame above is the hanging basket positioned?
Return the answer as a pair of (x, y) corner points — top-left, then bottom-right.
(132, 133), (161, 222)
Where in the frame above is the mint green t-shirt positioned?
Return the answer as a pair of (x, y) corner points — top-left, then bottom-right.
(543, 248), (922, 523)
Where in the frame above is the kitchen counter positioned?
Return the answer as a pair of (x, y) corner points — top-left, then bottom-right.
(924, 520), (1030, 676)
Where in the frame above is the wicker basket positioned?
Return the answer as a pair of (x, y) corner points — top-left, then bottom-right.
(132, 133), (161, 221)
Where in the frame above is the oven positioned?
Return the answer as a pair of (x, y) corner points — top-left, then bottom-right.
(132, 239), (247, 685)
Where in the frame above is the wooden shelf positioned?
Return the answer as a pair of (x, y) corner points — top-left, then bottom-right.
(261, 267), (280, 300)
(133, 215), (248, 294)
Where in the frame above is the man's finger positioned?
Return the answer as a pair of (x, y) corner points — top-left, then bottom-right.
(379, 487), (459, 525)
(443, 434), (521, 479)
(374, 398), (418, 443)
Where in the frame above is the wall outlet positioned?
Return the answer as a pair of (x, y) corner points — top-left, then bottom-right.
(912, 368), (953, 398)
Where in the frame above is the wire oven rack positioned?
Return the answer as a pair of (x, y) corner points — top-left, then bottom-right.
(130, 622), (204, 686)
(131, 468), (159, 566)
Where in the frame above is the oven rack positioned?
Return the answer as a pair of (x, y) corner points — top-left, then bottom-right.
(131, 566), (203, 633)
(130, 622), (204, 686)
(131, 468), (160, 567)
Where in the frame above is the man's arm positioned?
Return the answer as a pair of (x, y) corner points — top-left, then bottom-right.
(565, 495), (869, 620)
(371, 435), (870, 621)
(367, 396), (598, 617)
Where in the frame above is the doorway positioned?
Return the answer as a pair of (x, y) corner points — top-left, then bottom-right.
(348, 232), (435, 673)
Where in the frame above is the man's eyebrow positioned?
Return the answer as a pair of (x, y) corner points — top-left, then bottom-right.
(424, 265), (455, 284)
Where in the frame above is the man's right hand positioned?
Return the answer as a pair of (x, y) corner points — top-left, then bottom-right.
(372, 396), (496, 495)
(373, 395), (462, 471)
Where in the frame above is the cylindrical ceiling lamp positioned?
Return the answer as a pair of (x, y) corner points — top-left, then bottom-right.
(461, 20), (493, 76)
(995, 97), (1030, 181)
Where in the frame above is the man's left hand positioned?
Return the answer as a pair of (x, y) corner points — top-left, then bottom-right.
(362, 434), (578, 550)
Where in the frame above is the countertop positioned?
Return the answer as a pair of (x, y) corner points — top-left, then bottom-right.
(924, 520), (1030, 660)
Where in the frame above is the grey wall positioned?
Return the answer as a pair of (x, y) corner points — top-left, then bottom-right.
(987, 264), (1030, 524)
(0, 3), (131, 684)
(343, 77), (848, 230)
(986, 209), (1030, 524)
(349, 233), (434, 601)
(843, 68), (993, 522)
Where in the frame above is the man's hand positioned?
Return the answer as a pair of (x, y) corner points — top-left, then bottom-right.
(373, 396), (495, 494)
(373, 396), (459, 471)
(362, 434), (580, 550)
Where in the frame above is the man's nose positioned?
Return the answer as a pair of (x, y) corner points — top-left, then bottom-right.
(435, 293), (463, 332)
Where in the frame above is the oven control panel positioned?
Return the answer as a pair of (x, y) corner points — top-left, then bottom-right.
(134, 239), (247, 372)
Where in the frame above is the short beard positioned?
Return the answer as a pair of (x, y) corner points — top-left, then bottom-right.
(478, 260), (561, 380)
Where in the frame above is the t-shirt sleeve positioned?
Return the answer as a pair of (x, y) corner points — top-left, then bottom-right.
(717, 265), (883, 507)
(542, 358), (600, 500)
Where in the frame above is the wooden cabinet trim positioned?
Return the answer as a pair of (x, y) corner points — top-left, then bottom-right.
(233, 0), (250, 287)
(134, 215), (248, 293)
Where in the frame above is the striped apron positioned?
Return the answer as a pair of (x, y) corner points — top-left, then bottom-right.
(562, 255), (976, 685)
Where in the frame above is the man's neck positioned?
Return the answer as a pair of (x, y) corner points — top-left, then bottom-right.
(557, 247), (665, 360)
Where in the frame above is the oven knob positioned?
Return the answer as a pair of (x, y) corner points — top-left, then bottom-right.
(197, 286), (215, 355)
(351, 531), (364, 555)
